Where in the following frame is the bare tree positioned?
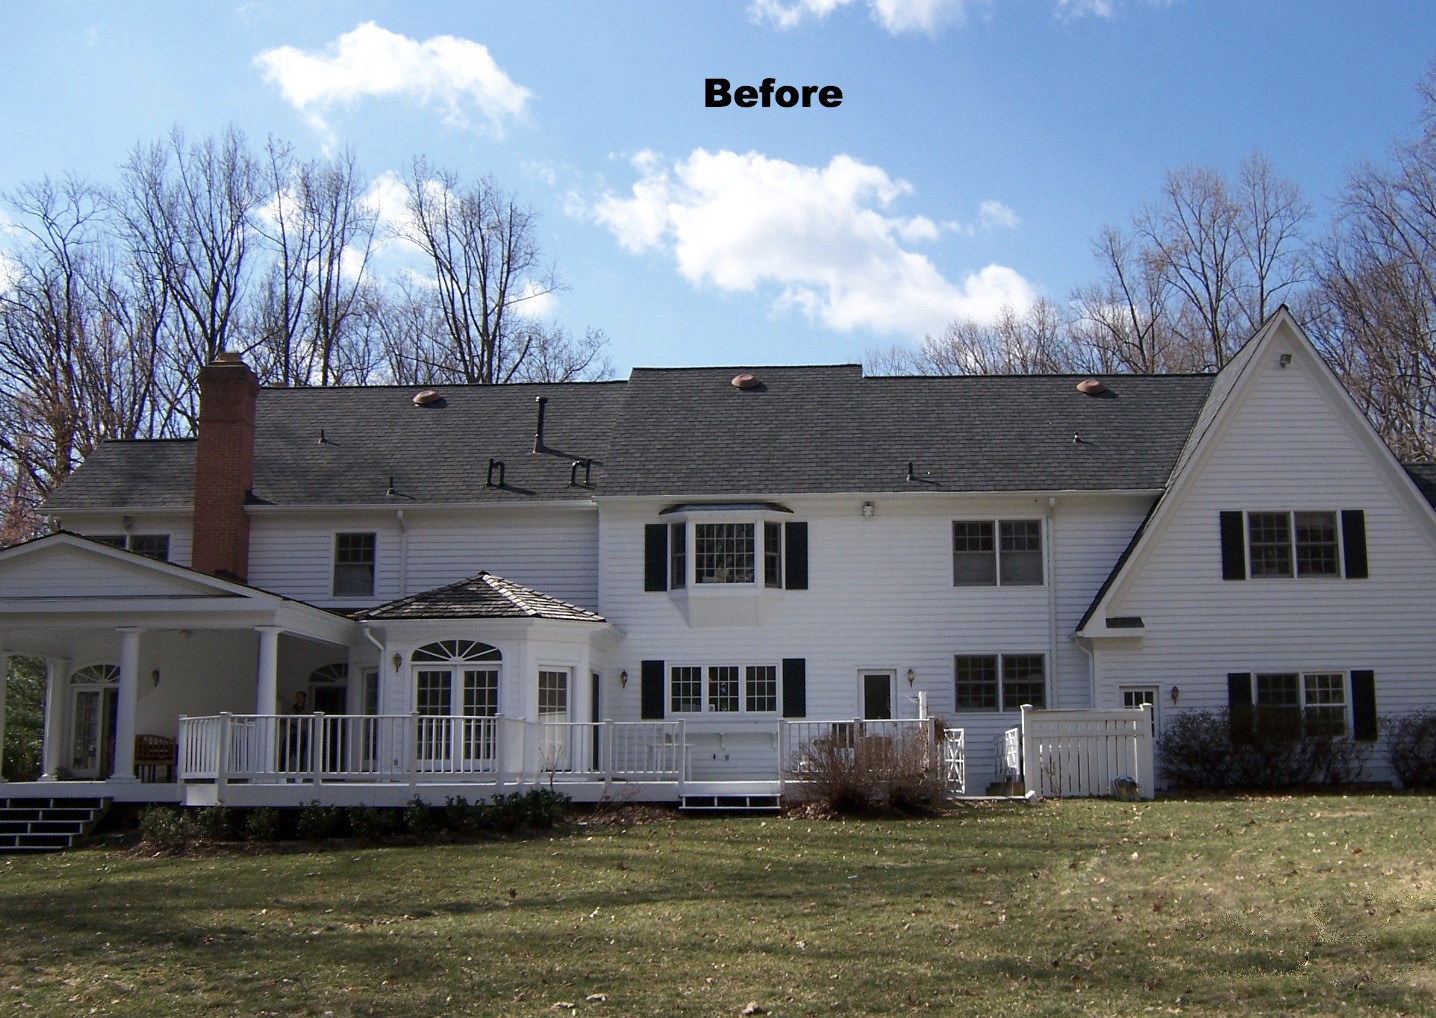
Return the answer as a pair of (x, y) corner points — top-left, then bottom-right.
(508, 324), (613, 383)
(866, 300), (1080, 376)
(252, 141), (378, 386)
(1311, 67), (1436, 460)
(400, 160), (559, 384)
(114, 126), (262, 423)
(1071, 226), (1187, 373)
(0, 175), (163, 536)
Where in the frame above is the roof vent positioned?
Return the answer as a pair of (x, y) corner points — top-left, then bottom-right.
(1076, 378), (1106, 395)
(412, 389), (441, 407)
(731, 373), (760, 390)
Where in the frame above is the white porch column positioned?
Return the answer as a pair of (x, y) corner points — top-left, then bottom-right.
(111, 627), (142, 781)
(40, 658), (66, 780)
(256, 626), (281, 715)
(0, 649), (8, 781)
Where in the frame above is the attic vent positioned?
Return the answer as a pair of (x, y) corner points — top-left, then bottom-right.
(731, 373), (760, 390)
(412, 389), (441, 407)
(1076, 378), (1106, 395)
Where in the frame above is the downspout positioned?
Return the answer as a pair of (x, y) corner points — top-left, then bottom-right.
(1074, 634), (1097, 711)
(395, 509), (409, 596)
(1046, 497), (1059, 708)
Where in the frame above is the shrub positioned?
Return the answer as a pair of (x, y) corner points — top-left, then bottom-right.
(520, 788), (570, 828)
(196, 805), (235, 841)
(785, 725), (944, 813)
(1385, 710), (1436, 788)
(138, 806), (197, 851)
(297, 802), (346, 840)
(347, 806), (400, 840)
(244, 807), (281, 841)
(404, 797), (436, 835)
(443, 795), (480, 834)
(1158, 708), (1371, 789)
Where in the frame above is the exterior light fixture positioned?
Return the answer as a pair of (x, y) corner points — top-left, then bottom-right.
(151, 669), (161, 687)
(392, 652), (403, 671)
(1170, 686), (1180, 703)
(1279, 353), (1292, 367)
(906, 668), (916, 687)
(862, 502), (875, 518)
(620, 670), (629, 688)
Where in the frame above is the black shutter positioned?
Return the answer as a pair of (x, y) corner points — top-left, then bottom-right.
(781, 658), (806, 718)
(784, 522), (808, 590)
(1220, 511), (1247, 580)
(1342, 510), (1368, 579)
(1351, 670), (1377, 742)
(640, 660), (665, 720)
(1228, 672), (1254, 744)
(644, 524), (668, 592)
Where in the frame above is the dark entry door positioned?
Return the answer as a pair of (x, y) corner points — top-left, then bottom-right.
(862, 673), (893, 720)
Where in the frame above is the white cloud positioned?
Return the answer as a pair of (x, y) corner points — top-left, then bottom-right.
(977, 200), (1020, 230)
(254, 22), (531, 143)
(592, 149), (1034, 337)
(749, 0), (966, 34)
(1054, 0), (1116, 16)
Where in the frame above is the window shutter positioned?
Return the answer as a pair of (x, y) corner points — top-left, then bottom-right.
(1227, 671), (1254, 744)
(640, 660), (665, 719)
(1220, 511), (1247, 580)
(1341, 510), (1368, 579)
(644, 524), (668, 592)
(1350, 669), (1377, 742)
(784, 522), (808, 590)
(781, 658), (807, 718)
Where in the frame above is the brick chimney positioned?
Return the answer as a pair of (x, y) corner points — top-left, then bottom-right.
(191, 351), (259, 582)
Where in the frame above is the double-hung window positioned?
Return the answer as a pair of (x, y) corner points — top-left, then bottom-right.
(1248, 671), (1348, 739)
(1221, 510), (1366, 580)
(694, 523), (755, 584)
(333, 532), (376, 597)
(953, 520), (1043, 586)
(670, 663), (779, 714)
(645, 510), (807, 592)
(953, 654), (1046, 711)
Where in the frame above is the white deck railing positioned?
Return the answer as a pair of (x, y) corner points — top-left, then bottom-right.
(995, 727), (1022, 782)
(178, 714), (685, 788)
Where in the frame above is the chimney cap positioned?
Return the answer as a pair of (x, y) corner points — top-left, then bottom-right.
(213, 351), (244, 365)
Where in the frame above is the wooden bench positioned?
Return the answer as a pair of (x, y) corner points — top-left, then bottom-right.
(135, 734), (177, 783)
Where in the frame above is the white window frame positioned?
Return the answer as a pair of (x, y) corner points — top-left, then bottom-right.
(668, 662), (781, 715)
(952, 653), (1047, 712)
(1249, 670), (1350, 738)
(91, 533), (171, 561)
(1244, 510), (1344, 579)
(952, 519), (1045, 587)
(663, 509), (792, 591)
(332, 531), (377, 597)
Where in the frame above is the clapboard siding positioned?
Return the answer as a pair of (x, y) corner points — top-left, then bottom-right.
(55, 511), (194, 568)
(1094, 343), (1436, 782)
(599, 494), (1149, 735)
(246, 507), (599, 609)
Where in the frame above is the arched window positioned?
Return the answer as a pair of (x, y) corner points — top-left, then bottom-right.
(411, 640), (501, 664)
(71, 663), (120, 686)
(308, 663), (348, 684)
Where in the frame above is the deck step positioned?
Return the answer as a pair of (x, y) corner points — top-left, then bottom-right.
(0, 797), (111, 854)
(681, 794), (782, 812)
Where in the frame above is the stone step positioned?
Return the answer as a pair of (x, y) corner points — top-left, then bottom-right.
(0, 798), (110, 853)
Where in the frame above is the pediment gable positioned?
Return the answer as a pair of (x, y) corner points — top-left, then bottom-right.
(0, 534), (245, 601)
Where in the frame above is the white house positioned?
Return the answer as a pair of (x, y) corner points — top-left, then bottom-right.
(0, 308), (1432, 817)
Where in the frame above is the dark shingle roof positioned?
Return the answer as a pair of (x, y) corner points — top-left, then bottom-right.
(357, 572), (606, 622)
(1405, 463), (1436, 508)
(46, 366), (1216, 510)
(45, 439), (198, 511)
(604, 366), (1213, 496)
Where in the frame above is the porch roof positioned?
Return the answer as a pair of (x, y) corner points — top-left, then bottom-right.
(355, 571), (606, 623)
(0, 532), (357, 650)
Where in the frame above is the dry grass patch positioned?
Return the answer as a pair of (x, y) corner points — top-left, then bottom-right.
(0, 795), (1433, 1016)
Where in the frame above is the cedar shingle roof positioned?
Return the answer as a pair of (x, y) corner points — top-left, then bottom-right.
(357, 571), (606, 622)
(45, 366), (1216, 510)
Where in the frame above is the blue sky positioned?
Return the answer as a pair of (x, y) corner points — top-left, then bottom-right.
(3, 1), (1434, 373)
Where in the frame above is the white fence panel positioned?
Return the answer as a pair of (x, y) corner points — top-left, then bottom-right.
(1019, 705), (1154, 800)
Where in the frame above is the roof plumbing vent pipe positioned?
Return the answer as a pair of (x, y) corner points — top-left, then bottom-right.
(533, 395), (548, 453)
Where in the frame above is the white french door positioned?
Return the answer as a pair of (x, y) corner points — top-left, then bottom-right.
(538, 669), (571, 771)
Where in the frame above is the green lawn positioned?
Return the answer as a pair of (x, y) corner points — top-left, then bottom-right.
(1, 796), (1434, 1016)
